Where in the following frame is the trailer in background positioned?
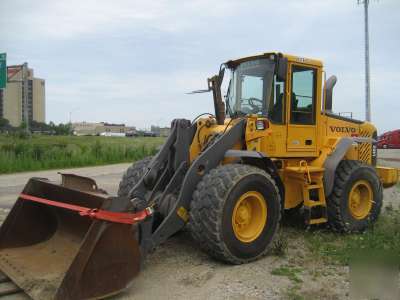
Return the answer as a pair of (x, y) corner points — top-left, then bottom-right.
(378, 129), (400, 149)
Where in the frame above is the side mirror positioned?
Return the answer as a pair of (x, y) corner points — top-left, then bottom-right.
(277, 57), (288, 81)
(324, 75), (337, 112)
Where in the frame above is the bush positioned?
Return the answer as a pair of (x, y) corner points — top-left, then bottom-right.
(0, 135), (164, 174)
(305, 208), (400, 266)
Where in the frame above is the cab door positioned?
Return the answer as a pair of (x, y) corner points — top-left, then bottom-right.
(286, 64), (317, 153)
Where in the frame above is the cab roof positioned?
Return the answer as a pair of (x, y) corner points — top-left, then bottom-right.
(225, 52), (323, 69)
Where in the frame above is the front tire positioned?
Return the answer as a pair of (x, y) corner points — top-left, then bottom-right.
(327, 160), (383, 233)
(189, 164), (281, 264)
(118, 157), (152, 198)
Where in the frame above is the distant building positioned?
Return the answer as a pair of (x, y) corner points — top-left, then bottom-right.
(71, 122), (99, 136)
(72, 122), (136, 136)
(0, 65), (45, 127)
(151, 125), (171, 137)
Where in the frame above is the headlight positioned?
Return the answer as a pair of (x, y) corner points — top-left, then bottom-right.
(256, 119), (268, 130)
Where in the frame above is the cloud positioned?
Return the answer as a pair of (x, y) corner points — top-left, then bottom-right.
(2, 0), (359, 40)
(46, 69), (214, 127)
(1, 0), (256, 40)
(1, 0), (399, 132)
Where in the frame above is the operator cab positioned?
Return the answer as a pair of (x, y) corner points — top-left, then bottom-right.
(225, 57), (283, 122)
(223, 52), (323, 154)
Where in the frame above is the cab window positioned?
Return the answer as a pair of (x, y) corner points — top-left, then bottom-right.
(290, 66), (316, 125)
(268, 74), (285, 124)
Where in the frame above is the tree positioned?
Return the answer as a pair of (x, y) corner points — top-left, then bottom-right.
(19, 121), (27, 130)
(0, 118), (10, 129)
(48, 121), (72, 135)
(31, 121), (52, 132)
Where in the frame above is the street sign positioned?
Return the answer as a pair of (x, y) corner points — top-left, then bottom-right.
(0, 53), (6, 89)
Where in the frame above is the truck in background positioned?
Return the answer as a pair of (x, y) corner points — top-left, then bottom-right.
(377, 129), (400, 149)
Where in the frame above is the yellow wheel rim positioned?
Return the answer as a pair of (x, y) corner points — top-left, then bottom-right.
(348, 180), (373, 220)
(232, 191), (267, 243)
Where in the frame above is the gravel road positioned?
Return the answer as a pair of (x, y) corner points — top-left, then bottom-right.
(0, 163), (130, 208)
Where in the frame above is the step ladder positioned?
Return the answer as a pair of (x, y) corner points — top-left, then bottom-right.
(285, 160), (327, 225)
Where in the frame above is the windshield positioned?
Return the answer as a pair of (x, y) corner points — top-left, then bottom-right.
(226, 59), (275, 118)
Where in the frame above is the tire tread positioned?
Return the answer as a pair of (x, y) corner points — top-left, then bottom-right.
(327, 160), (383, 233)
(118, 157), (152, 197)
(189, 164), (281, 264)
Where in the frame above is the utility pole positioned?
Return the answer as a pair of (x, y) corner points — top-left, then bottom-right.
(358, 0), (374, 122)
(69, 108), (79, 124)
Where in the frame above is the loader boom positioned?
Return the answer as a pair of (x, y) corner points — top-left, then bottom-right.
(130, 118), (246, 254)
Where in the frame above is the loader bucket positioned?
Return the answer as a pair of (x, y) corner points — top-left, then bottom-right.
(0, 177), (141, 300)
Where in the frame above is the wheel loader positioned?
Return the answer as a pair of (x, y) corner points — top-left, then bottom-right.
(0, 52), (398, 299)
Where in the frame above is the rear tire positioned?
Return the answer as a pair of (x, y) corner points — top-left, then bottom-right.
(118, 157), (152, 198)
(327, 160), (383, 233)
(189, 164), (281, 264)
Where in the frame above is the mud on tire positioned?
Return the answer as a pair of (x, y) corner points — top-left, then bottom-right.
(189, 164), (281, 264)
(327, 160), (383, 233)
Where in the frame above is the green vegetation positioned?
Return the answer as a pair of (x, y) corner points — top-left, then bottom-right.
(0, 135), (164, 174)
(271, 230), (289, 257)
(0, 118), (72, 136)
(271, 266), (303, 284)
(0, 118), (10, 129)
(305, 208), (400, 266)
(285, 287), (304, 300)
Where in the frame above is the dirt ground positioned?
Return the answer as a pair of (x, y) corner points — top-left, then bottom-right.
(0, 153), (398, 299)
(115, 186), (399, 300)
(115, 155), (400, 299)
(116, 231), (351, 300)
(115, 156), (400, 300)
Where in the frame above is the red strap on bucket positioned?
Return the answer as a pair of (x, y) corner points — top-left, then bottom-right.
(19, 193), (153, 225)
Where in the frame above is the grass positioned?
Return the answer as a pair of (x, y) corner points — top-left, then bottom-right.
(0, 135), (164, 174)
(271, 266), (304, 300)
(271, 266), (303, 284)
(285, 287), (305, 300)
(271, 229), (289, 257)
(304, 208), (400, 266)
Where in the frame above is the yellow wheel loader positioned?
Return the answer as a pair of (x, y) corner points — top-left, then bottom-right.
(0, 52), (398, 299)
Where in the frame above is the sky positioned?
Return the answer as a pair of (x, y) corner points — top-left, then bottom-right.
(1, 0), (399, 132)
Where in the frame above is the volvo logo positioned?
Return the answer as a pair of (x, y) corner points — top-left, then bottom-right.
(329, 126), (357, 133)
